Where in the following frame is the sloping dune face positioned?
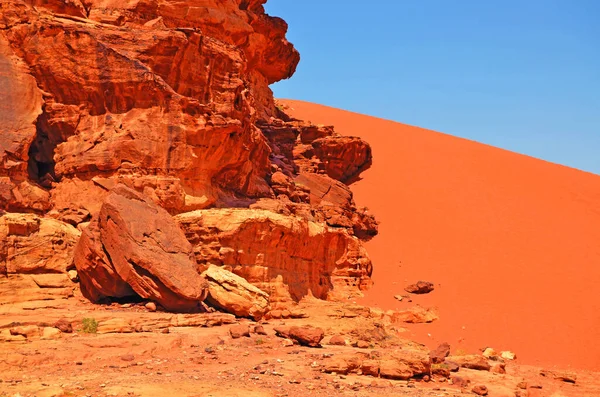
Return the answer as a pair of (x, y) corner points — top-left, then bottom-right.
(281, 99), (600, 371)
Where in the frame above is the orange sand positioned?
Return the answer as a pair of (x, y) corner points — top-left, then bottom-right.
(281, 99), (600, 371)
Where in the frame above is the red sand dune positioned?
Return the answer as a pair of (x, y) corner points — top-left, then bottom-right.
(281, 99), (600, 371)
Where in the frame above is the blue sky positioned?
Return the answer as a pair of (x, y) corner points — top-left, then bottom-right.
(265, 0), (600, 175)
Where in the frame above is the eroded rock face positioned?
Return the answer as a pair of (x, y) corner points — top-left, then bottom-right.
(0, 213), (79, 304)
(176, 208), (373, 304)
(0, 0), (297, 215)
(74, 185), (208, 311)
(1, 0), (379, 310)
(0, 213), (80, 275)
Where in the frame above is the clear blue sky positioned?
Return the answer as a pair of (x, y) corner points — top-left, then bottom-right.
(265, 0), (600, 175)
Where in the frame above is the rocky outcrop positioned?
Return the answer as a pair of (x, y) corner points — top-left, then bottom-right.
(74, 185), (208, 311)
(321, 350), (431, 380)
(202, 265), (269, 320)
(1, 0), (379, 310)
(0, 213), (80, 275)
(176, 208), (373, 304)
(0, 213), (79, 304)
(0, 0), (298, 216)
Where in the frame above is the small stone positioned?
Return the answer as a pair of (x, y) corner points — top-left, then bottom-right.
(500, 351), (516, 360)
(145, 302), (157, 312)
(472, 385), (488, 396)
(10, 325), (40, 338)
(68, 269), (79, 282)
(328, 335), (346, 346)
(282, 338), (294, 347)
(121, 354), (135, 362)
(41, 327), (61, 340)
(404, 281), (435, 294)
(540, 369), (576, 383)
(393, 295), (403, 301)
(281, 309), (291, 319)
(230, 324), (251, 339)
(253, 325), (267, 335)
(161, 327), (170, 334)
(54, 319), (73, 333)
(430, 342), (451, 364)
(517, 381), (527, 389)
(490, 362), (506, 374)
(450, 375), (469, 388)
(356, 340), (370, 349)
(482, 348), (497, 358)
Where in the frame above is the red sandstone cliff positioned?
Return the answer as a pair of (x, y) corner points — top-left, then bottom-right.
(0, 0), (377, 309)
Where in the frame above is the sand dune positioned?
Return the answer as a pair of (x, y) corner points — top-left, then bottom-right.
(281, 99), (600, 371)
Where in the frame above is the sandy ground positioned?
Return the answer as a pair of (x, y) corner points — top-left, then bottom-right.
(2, 297), (598, 397)
(280, 99), (600, 372)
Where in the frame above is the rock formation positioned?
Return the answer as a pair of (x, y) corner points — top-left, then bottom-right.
(74, 185), (208, 311)
(0, 212), (79, 304)
(176, 209), (373, 304)
(0, 0), (376, 310)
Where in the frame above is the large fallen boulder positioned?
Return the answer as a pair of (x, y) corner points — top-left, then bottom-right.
(74, 185), (208, 311)
(202, 265), (269, 320)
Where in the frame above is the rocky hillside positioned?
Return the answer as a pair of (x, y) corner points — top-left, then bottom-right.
(0, 0), (377, 310)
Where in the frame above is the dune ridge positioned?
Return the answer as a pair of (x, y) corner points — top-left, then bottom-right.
(281, 99), (600, 371)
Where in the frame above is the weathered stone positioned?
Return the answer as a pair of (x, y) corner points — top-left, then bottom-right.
(540, 369), (577, 383)
(54, 319), (73, 333)
(74, 186), (208, 311)
(177, 209), (372, 303)
(500, 350), (517, 360)
(404, 281), (435, 294)
(447, 355), (491, 371)
(202, 265), (269, 321)
(0, 213), (80, 275)
(430, 342), (451, 364)
(230, 324), (251, 339)
(10, 325), (40, 338)
(472, 385), (489, 396)
(274, 325), (324, 347)
(40, 327), (61, 340)
(328, 335), (347, 346)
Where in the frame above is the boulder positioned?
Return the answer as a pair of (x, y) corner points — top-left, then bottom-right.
(404, 281), (435, 294)
(321, 354), (363, 375)
(229, 324), (251, 339)
(430, 342), (451, 364)
(74, 185), (208, 311)
(500, 350), (517, 360)
(54, 319), (73, 333)
(378, 350), (431, 380)
(274, 325), (324, 347)
(472, 385), (489, 396)
(202, 265), (269, 320)
(447, 355), (491, 371)
(328, 335), (347, 346)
